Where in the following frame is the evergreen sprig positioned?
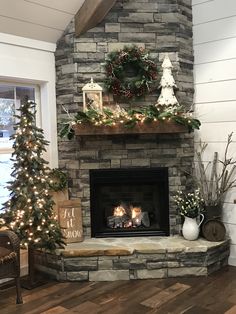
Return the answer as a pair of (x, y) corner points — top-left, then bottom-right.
(48, 168), (68, 192)
(59, 105), (201, 140)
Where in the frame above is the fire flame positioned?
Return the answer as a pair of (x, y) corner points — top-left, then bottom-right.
(113, 205), (126, 217)
(131, 206), (142, 219)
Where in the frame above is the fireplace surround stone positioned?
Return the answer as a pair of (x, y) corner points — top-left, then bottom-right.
(56, 0), (195, 238)
(59, 133), (194, 237)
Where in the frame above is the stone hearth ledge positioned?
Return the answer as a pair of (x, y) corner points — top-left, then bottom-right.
(34, 236), (230, 282)
(57, 236), (228, 257)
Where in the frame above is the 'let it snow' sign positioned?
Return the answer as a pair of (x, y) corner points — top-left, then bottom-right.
(58, 200), (83, 243)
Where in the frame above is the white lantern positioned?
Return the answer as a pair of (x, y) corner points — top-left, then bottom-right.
(82, 78), (103, 112)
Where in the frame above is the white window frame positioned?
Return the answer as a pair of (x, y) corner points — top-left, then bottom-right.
(0, 81), (41, 155)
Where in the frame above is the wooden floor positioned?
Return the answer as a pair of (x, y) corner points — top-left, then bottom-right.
(1, 266), (236, 314)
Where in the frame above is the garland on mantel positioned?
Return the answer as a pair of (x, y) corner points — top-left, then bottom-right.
(59, 105), (201, 140)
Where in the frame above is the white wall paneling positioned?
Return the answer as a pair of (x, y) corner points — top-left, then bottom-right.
(222, 203), (236, 225)
(194, 142), (236, 161)
(193, 0), (236, 266)
(225, 224), (236, 245)
(0, 0), (85, 43)
(194, 59), (236, 84)
(25, 0), (84, 14)
(195, 123), (236, 143)
(195, 101), (236, 123)
(194, 16), (236, 45)
(192, 0), (214, 6)
(194, 37), (236, 64)
(229, 244), (236, 265)
(193, 0), (236, 25)
(195, 80), (236, 103)
(0, 0), (70, 29)
(0, 15), (62, 43)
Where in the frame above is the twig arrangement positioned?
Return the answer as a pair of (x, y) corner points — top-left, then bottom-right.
(195, 132), (236, 206)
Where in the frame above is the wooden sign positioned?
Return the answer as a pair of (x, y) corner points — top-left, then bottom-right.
(50, 189), (69, 214)
(58, 200), (83, 243)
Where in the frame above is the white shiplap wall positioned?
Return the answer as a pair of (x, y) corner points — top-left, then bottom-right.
(0, 0), (85, 43)
(193, 0), (236, 265)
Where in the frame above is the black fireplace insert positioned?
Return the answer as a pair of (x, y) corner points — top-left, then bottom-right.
(90, 168), (170, 237)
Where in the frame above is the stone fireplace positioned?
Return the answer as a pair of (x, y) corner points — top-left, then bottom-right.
(33, 0), (230, 282)
(56, 0), (195, 237)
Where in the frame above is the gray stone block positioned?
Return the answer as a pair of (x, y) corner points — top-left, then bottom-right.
(131, 159), (150, 167)
(130, 259), (146, 269)
(67, 271), (88, 281)
(77, 63), (101, 73)
(76, 43), (97, 52)
(98, 259), (113, 270)
(123, 2), (158, 12)
(61, 64), (77, 75)
(119, 33), (155, 43)
(108, 42), (145, 52)
(137, 269), (167, 279)
(89, 270), (129, 281)
(138, 253), (166, 261)
(64, 259), (98, 271)
(120, 23), (144, 33)
(168, 267), (207, 277)
(105, 23), (121, 32)
(113, 261), (130, 270)
(147, 261), (168, 269)
(178, 252), (206, 266)
(118, 13), (154, 23)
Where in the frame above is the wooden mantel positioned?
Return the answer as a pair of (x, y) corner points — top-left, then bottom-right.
(73, 121), (188, 136)
(75, 0), (117, 37)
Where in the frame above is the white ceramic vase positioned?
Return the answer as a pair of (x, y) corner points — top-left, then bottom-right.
(182, 214), (204, 241)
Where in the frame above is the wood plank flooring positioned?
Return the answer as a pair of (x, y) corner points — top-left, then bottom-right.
(0, 266), (236, 314)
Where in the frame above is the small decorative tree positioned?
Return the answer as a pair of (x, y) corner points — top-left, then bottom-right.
(0, 97), (64, 287)
(155, 53), (180, 112)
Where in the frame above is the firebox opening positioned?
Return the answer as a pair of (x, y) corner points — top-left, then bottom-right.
(90, 168), (169, 238)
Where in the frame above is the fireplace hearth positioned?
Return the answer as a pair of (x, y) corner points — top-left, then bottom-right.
(90, 168), (169, 237)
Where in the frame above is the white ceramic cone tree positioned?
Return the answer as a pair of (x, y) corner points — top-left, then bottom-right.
(156, 53), (180, 110)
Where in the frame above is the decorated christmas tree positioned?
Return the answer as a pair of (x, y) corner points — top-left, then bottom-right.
(0, 97), (64, 252)
(156, 53), (180, 112)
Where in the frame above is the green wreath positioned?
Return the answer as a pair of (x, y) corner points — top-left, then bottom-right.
(104, 46), (158, 99)
(48, 168), (68, 192)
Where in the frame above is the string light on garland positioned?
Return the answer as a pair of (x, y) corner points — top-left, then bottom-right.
(104, 45), (158, 99)
(60, 104), (201, 140)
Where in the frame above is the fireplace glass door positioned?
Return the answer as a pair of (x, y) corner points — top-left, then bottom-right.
(90, 168), (169, 237)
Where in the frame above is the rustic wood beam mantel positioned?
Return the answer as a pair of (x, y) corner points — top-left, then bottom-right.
(73, 121), (188, 136)
(75, 0), (117, 37)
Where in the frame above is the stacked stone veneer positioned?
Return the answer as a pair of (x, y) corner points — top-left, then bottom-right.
(59, 134), (194, 237)
(56, 0), (195, 237)
(34, 238), (230, 282)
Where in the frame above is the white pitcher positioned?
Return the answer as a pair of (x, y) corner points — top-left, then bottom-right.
(182, 214), (204, 241)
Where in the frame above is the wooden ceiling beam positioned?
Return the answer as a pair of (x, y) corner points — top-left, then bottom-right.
(75, 0), (117, 37)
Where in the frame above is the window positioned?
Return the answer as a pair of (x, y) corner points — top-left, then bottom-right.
(0, 83), (40, 210)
